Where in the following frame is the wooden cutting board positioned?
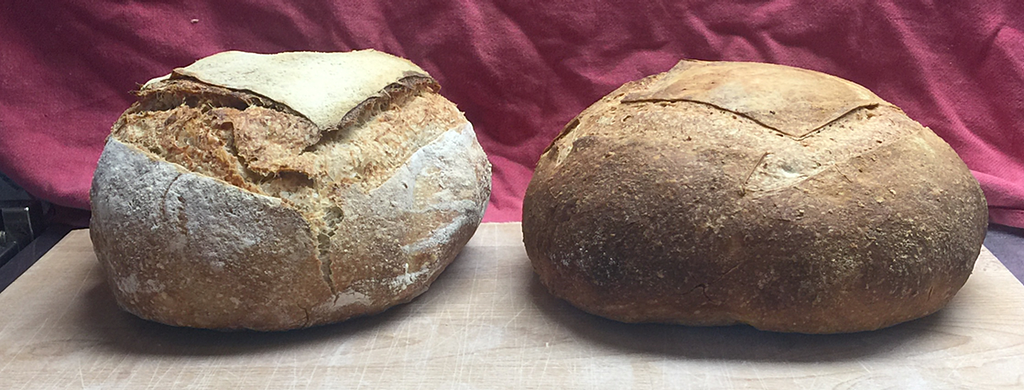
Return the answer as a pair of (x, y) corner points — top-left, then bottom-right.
(1, 223), (1022, 389)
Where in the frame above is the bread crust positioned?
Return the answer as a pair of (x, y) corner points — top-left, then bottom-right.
(91, 139), (327, 329)
(91, 51), (491, 330)
(523, 60), (987, 334)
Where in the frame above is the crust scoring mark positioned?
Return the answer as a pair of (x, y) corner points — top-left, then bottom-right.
(606, 66), (915, 198)
(622, 97), (881, 140)
(740, 152), (770, 196)
(160, 172), (183, 220)
(620, 60), (889, 138)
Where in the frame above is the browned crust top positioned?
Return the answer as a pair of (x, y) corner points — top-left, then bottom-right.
(523, 63), (987, 334)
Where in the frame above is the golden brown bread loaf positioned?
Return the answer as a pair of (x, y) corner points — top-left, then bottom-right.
(90, 50), (491, 331)
(522, 60), (987, 334)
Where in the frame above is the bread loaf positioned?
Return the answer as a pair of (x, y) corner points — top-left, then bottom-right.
(90, 50), (491, 331)
(522, 60), (987, 334)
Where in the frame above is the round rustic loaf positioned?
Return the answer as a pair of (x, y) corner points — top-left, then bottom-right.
(523, 60), (987, 334)
(90, 50), (491, 331)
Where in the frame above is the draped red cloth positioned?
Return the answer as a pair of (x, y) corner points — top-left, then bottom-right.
(2, 1), (1022, 226)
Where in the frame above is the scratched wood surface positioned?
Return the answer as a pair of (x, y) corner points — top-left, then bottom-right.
(1, 224), (1023, 389)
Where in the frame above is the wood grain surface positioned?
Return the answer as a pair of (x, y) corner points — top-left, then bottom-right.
(1, 224), (1022, 389)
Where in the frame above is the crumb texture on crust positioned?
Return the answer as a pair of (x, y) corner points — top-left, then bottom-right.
(91, 51), (491, 330)
(523, 61), (988, 334)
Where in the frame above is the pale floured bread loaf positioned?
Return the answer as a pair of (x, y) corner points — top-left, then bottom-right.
(90, 50), (491, 331)
(523, 60), (987, 334)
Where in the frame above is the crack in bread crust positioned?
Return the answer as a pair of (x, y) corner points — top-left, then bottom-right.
(94, 68), (489, 330)
(112, 77), (463, 288)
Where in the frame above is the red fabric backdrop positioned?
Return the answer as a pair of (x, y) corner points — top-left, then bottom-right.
(2, 1), (1022, 226)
